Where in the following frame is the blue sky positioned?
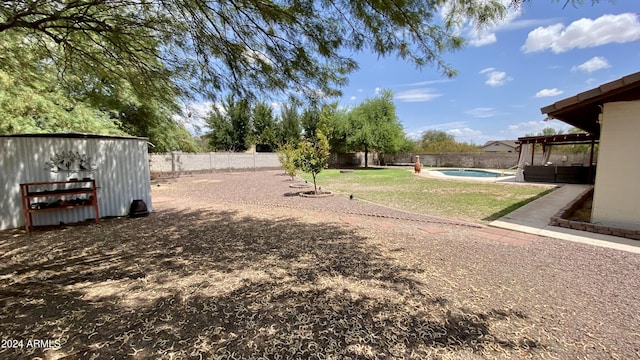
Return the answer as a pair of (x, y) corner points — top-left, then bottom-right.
(336, 0), (640, 144)
(183, 1), (639, 145)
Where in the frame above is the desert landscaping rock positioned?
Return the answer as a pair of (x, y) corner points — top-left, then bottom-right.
(0, 170), (638, 359)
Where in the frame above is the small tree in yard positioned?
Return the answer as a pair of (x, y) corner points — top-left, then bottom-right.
(277, 142), (299, 181)
(295, 130), (330, 195)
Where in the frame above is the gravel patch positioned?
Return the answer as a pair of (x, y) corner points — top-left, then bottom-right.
(0, 170), (638, 359)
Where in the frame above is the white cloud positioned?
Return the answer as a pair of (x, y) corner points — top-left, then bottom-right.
(445, 0), (558, 49)
(521, 23), (564, 53)
(405, 129), (424, 140)
(466, 107), (498, 118)
(571, 56), (611, 73)
(446, 127), (487, 144)
(522, 13), (640, 53)
(469, 31), (497, 47)
(394, 88), (442, 102)
(480, 69), (512, 87)
(505, 119), (572, 137)
(349, 96), (357, 101)
(535, 88), (564, 98)
(406, 121), (468, 139)
(174, 101), (214, 136)
(270, 102), (281, 111)
(442, 0), (523, 48)
(374, 87), (382, 94)
(585, 77), (598, 86)
(243, 48), (274, 66)
(500, 18), (562, 31)
(467, 17), (562, 48)
(398, 79), (451, 87)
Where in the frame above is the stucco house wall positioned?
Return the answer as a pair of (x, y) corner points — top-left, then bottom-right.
(591, 101), (640, 230)
(482, 142), (517, 152)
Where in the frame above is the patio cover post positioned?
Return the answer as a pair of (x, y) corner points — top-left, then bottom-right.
(588, 139), (596, 183)
(530, 144), (535, 165)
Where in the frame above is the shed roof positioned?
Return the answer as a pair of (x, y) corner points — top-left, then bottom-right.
(0, 133), (148, 141)
(540, 71), (640, 136)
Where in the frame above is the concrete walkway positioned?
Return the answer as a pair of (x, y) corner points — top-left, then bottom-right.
(491, 184), (640, 254)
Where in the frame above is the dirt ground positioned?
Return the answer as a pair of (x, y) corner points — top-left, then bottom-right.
(1, 170), (638, 359)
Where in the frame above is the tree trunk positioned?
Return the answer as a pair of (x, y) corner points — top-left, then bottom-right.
(312, 173), (318, 194)
(364, 145), (369, 168)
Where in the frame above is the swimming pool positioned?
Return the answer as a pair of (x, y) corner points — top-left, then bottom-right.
(435, 169), (511, 178)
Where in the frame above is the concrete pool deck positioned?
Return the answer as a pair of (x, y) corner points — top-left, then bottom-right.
(422, 168), (517, 183)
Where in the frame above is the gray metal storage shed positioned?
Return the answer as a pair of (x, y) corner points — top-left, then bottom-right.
(0, 133), (152, 230)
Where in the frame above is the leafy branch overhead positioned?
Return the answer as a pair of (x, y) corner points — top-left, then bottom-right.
(0, 0), (609, 144)
(0, 0), (562, 102)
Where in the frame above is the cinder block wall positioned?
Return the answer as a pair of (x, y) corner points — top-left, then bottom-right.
(382, 152), (594, 169)
(149, 152), (282, 177)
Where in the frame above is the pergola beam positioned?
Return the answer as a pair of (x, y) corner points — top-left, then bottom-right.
(517, 133), (599, 145)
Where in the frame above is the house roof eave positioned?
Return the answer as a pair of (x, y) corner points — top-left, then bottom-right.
(540, 71), (640, 136)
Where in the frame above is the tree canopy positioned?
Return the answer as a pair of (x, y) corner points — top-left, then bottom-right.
(0, 0), (541, 104)
(252, 101), (279, 152)
(0, 0), (608, 143)
(416, 130), (481, 153)
(206, 95), (253, 151)
(341, 90), (406, 167)
(0, 26), (199, 151)
(279, 104), (302, 146)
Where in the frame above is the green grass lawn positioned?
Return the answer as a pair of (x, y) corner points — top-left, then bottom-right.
(300, 167), (554, 223)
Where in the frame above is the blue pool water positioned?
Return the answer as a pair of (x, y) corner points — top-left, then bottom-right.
(436, 169), (507, 178)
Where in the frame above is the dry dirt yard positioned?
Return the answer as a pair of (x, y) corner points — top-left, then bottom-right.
(1, 171), (639, 359)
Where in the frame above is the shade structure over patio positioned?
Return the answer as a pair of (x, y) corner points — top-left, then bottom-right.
(515, 133), (599, 184)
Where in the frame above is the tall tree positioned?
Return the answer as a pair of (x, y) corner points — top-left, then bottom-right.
(206, 106), (234, 151)
(417, 130), (480, 152)
(0, 68), (122, 135)
(325, 106), (351, 154)
(279, 104), (302, 146)
(0, 32), (123, 135)
(346, 90), (406, 167)
(117, 104), (201, 153)
(295, 109), (332, 195)
(420, 130), (456, 146)
(301, 106), (322, 139)
(206, 95), (253, 151)
(252, 101), (278, 152)
(229, 98), (253, 152)
(0, 30), (199, 151)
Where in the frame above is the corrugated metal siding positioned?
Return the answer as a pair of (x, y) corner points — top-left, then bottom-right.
(0, 136), (151, 230)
